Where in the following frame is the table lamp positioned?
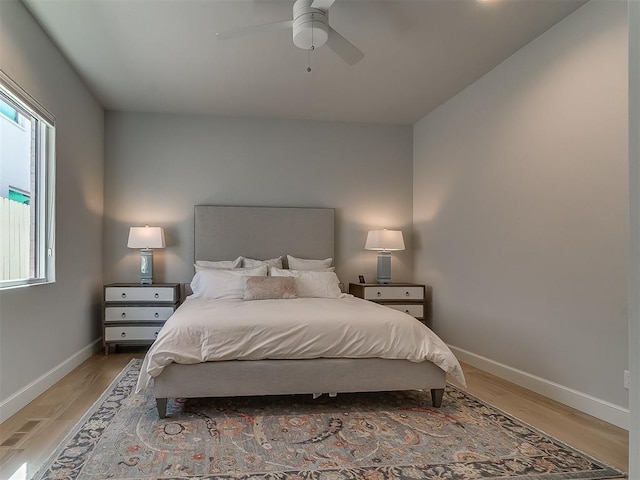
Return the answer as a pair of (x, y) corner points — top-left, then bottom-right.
(127, 226), (165, 284)
(365, 229), (405, 284)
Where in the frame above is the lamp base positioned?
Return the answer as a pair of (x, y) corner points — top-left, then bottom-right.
(140, 249), (154, 285)
(376, 251), (392, 284)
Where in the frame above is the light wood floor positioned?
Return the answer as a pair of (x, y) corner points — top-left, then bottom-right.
(0, 354), (628, 480)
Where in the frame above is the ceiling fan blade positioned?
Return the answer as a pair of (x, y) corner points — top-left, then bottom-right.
(310, 0), (336, 10)
(326, 27), (364, 66)
(216, 20), (293, 40)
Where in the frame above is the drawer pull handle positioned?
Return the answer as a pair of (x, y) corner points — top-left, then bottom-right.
(405, 309), (410, 313)
(121, 332), (126, 338)
(377, 291), (381, 297)
(154, 312), (159, 318)
(121, 312), (126, 318)
(121, 292), (127, 299)
(405, 291), (410, 296)
(154, 331), (159, 337)
(154, 293), (160, 299)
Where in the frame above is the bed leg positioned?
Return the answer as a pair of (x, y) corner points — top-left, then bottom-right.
(430, 388), (444, 408)
(156, 398), (168, 418)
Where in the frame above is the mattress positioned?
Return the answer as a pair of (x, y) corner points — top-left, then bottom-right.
(136, 295), (465, 391)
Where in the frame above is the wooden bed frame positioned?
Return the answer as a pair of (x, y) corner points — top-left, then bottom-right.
(151, 205), (446, 418)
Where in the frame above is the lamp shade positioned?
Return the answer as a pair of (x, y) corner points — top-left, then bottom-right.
(365, 230), (405, 251)
(127, 226), (166, 249)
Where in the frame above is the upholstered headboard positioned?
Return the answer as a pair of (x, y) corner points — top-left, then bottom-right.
(194, 205), (335, 266)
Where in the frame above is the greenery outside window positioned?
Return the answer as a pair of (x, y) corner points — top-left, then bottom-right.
(0, 70), (55, 289)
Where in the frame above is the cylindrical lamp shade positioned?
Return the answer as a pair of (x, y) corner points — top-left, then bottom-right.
(364, 230), (405, 251)
(127, 226), (166, 249)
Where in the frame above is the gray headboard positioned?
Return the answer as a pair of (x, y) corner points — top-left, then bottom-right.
(194, 206), (335, 266)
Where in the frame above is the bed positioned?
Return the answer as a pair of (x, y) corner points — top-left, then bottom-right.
(137, 206), (465, 418)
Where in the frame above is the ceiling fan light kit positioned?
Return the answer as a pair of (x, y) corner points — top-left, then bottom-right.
(293, 0), (329, 50)
(216, 0), (364, 67)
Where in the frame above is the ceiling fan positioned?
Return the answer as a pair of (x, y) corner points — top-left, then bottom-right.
(216, 0), (364, 67)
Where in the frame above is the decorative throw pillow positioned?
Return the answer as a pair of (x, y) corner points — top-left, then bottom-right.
(243, 276), (297, 300)
(241, 256), (283, 269)
(190, 265), (268, 299)
(287, 255), (333, 270)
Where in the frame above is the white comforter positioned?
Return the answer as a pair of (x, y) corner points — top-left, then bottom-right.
(136, 295), (466, 391)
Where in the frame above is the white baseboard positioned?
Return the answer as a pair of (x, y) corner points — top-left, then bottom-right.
(449, 345), (630, 430)
(0, 339), (102, 424)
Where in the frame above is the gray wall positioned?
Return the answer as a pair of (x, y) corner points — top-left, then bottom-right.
(413, 0), (628, 413)
(0, 0), (104, 419)
(104, 113), (413, 287)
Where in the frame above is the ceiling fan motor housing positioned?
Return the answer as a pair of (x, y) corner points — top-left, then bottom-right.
(293, 0), (329, 50)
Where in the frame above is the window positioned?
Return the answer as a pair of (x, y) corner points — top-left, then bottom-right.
(0, 70), (55, 288)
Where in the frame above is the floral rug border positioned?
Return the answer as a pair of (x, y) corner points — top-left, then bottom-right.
(33, 359), (143, 480)
(33, 358), (625, 480)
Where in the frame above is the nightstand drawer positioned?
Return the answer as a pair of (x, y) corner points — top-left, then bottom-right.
(363, 286), (424, 301)
(105, 306), (175, 322)
(386, 304), (424, 318)
(105, 326), (162, 342)
(105, 286), (177, 302)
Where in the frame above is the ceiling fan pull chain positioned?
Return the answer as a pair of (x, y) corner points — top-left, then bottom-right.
(307, 19), (315, 73)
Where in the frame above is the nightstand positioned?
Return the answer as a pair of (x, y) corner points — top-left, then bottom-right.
(103, 283), (180, 354)
(349, 282), (432, 323)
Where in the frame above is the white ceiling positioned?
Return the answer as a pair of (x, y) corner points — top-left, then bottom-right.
(23, 0), (587, 125)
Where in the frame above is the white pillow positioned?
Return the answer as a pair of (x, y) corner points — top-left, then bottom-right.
(269, 267), (296, 277)
(287, 255), (333, 271)
(267, 266), (333, 275)
(270, 267), (342, 298)
(299, 266), (335, 272)
(195, 257), (242, 269)
(241, 256), (283, 269)
(190, 265), (268, 299)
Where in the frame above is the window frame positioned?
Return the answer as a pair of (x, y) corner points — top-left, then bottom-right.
(0, 70), (55, 289)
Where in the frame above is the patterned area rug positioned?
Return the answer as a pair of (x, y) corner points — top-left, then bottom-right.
(34, 359), (625, 480)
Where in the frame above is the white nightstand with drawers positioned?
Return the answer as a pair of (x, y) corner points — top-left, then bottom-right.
(103, 283), (180, 354)
(348, 282), (432, 324)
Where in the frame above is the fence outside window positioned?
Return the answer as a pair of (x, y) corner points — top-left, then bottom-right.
(0, 197), (30, 281)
